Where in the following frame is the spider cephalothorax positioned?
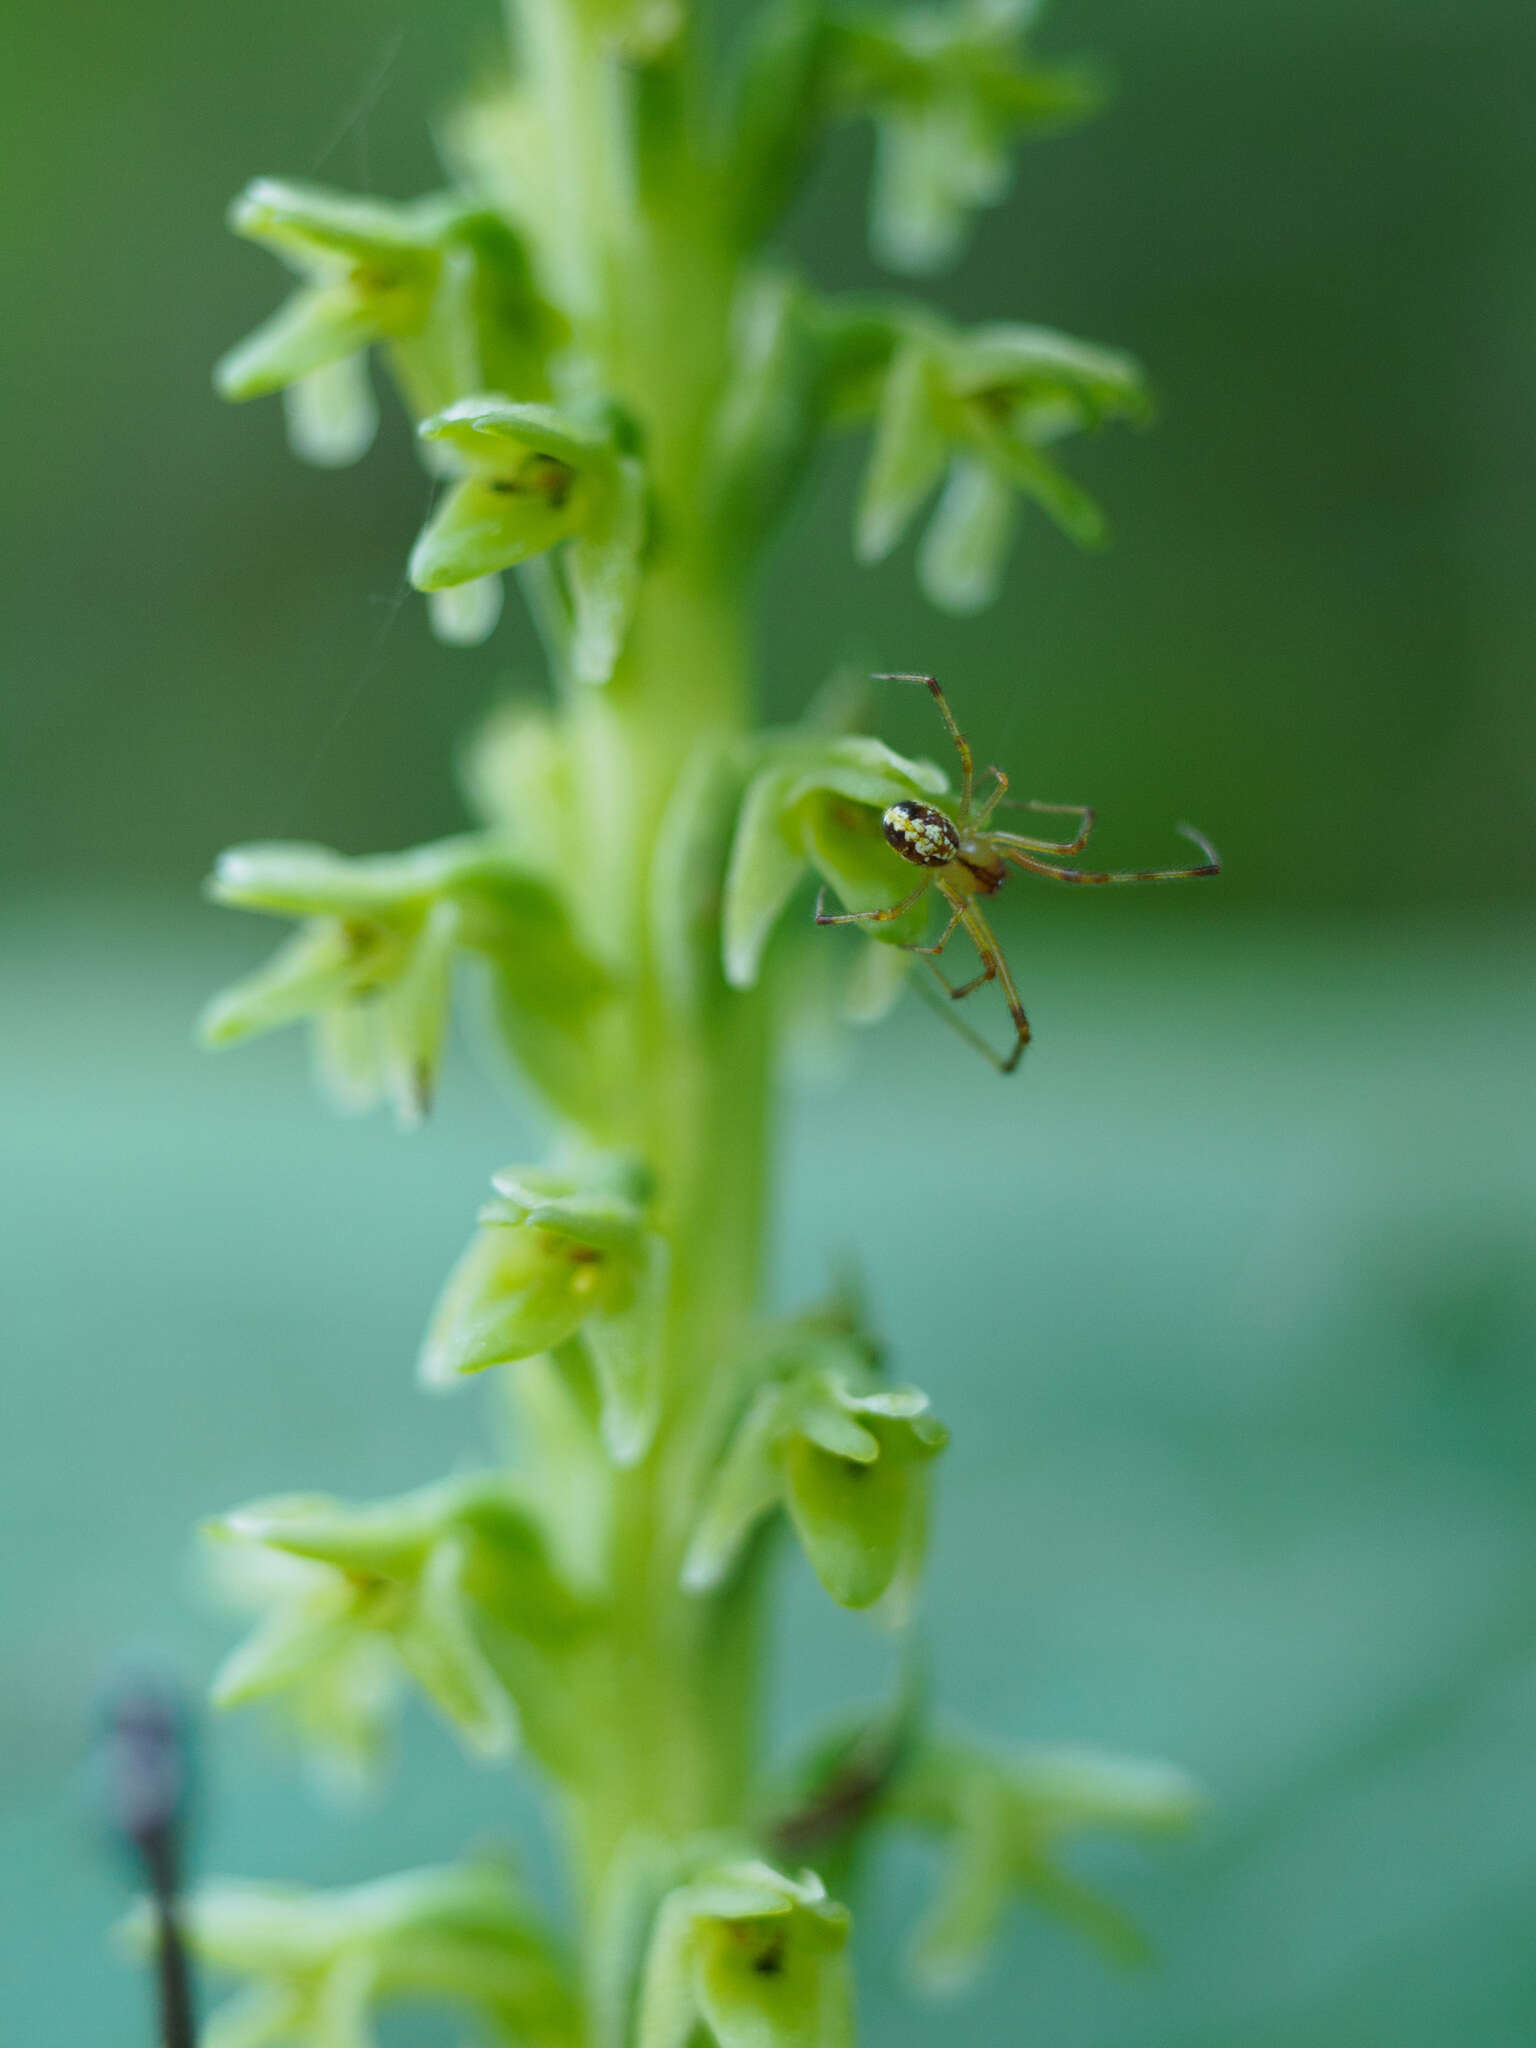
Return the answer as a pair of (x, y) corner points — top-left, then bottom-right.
(817, 673), (1221, 1072)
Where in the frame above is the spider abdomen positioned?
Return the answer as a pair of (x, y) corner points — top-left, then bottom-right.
(882, 800), (960, 868)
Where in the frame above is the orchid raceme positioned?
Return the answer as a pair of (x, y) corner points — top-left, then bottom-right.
(156, 0), (1215, 2041)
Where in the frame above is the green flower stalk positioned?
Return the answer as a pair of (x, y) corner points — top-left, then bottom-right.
(157, 0), (1213, 2039)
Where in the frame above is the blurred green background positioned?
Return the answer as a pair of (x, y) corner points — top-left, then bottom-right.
(4, 0), (1535, 2041)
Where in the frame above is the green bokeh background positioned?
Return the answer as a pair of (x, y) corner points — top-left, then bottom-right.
(4, 0), (1535, 2041)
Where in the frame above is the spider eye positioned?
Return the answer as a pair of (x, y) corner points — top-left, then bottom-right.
(882, 801), (958, 868)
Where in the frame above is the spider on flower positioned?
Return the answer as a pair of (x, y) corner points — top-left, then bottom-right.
(814, 673), (1221, 1072)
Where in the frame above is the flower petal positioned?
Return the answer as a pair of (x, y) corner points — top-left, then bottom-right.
(408, 471), (577, 590)
(427, 574), (505, 646)
(917, 453), (1015, 614)
(681, 1386), (789, 1593)
(394, 1536), (518, 1758)
(855, 337), (947, 561)
(216, 284), (382, 401)
(567, 456), (646, 684)
(281, 352), (379, 467)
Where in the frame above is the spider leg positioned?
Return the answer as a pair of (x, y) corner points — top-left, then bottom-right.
(813, 879), (933, 927)
(898, 896), (967, 957)
(923, 951), (996, 1001)
(999, 822), (1220, 886)
(910, 890), (1029, 1072)
(970, 765), (1010, 827)
(988, 800), (1096, 854)
(873, 672), (974, 816)
(959, 899), (1031, 1072)
(909, 971), (1019, 1074)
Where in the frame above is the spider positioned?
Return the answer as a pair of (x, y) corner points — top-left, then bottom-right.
(814, 673), (1221, 1073)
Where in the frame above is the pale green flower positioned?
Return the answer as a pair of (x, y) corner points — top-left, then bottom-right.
(206, 1475), (587, 1773)
(684, 1325), (946, 1610)
(831, 0), (1100, 274)
(857, 315), (1150, 607)
(199, 835), (611, 1126)
(420, 1163), (668, 1465)
(409, 396), (647, 682)
(123, 1862), (578, 2048)
(637, 1860), (853, 2048)
(216, 179), (561, 468)
(891, 1737), (1204, 1990)
(722, 733), (948, 988)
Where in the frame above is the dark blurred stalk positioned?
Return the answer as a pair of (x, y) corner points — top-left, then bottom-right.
(100, 1680), (196, 2048)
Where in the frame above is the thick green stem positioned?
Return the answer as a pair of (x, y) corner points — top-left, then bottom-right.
(564, 1485), (769, 1892)
(556, 576), (776, 1904)
(506, 0), (776, 1927)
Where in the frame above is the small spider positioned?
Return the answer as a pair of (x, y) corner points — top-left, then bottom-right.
(815, 673), (1221, 1073)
